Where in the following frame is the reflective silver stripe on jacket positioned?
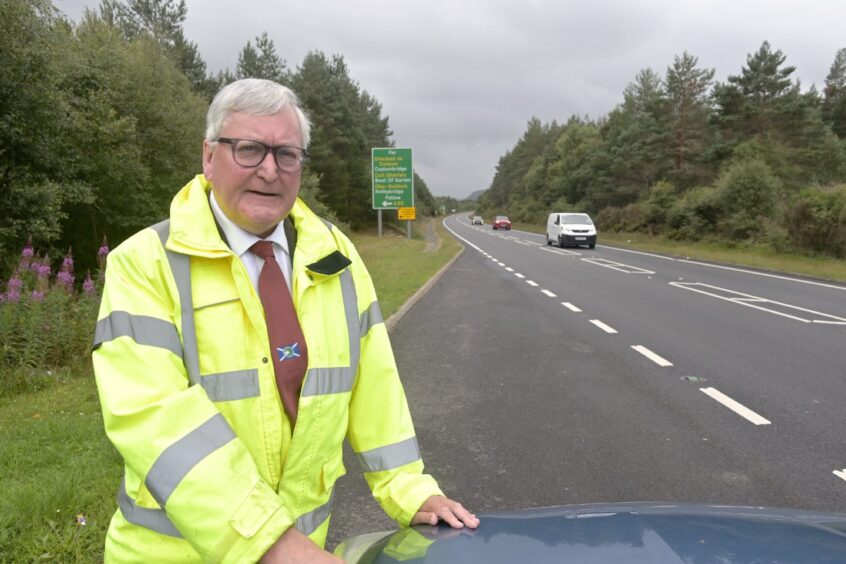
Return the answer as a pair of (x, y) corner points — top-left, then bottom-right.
(93, 311), (182, 358)
(356, 436), (421, 473)
(296, 490), (335, 536)
(359, 301), (383, 337)
(340, 269), (360, 374)
(146, 413), (237, 507)
(117, 478), (182, 538)
(200, 369), (260, 402)
(301, 266), (361, 397)
(151, 220), (200, 386)
(301, 367), (355, 396)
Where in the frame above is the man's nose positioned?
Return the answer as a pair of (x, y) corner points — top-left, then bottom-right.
(255, 150), (279, 180)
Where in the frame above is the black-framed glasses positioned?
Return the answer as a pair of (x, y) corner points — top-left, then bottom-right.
(216, 137), (308, 172)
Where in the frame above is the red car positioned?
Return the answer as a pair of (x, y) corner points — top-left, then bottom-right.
(492, 216), (512, 230)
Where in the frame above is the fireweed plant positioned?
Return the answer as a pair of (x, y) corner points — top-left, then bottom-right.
(0, 237), (108, 396)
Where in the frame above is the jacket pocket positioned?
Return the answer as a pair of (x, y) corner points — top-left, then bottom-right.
(230, 481), (284, 539)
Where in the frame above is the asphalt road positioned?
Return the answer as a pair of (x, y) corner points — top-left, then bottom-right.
(326, 215), (846, 549)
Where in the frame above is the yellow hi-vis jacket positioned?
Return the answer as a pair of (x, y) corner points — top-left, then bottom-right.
(93, 175), (442, 562)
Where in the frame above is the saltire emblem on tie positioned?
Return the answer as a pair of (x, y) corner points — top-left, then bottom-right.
(276, 342), (301, 362)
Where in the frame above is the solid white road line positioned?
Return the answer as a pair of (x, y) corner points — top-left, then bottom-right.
(562, 302), (582, 312)
(590, 319), (618, 334)
(631, 345), (673, 367)
(835, 469), (846, 482)
(527, 280), (539, 287)
(541, 289), (557, 297)
(699, 387), (771, 426)
(514, 273), (525, 279)
(669, 282), (846, 324)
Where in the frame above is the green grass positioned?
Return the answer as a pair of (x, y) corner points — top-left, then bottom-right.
(0, 218), (461, 562)
(0, 373), (122, 562)
(512, 222), (846, 284)
(351, 218), (462, 317)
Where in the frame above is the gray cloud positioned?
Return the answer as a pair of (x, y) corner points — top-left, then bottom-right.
(56, 0), (846, 199)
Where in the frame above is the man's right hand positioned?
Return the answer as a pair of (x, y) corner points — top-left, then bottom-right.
(260, 527), (344, 563)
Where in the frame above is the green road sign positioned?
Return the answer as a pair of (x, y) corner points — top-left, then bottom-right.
(372, 147), (414, 209)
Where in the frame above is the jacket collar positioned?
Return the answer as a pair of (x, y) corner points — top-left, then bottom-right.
(166, 175), (347, 276)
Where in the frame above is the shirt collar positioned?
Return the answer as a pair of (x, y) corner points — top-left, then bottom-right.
(209, 191), (290, 258)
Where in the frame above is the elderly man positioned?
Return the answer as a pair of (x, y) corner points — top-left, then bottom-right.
(93, 78), (477, 563)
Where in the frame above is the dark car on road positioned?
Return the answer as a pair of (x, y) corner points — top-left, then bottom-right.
(335, 502), (846, 563)
(492, 216), (512, 230)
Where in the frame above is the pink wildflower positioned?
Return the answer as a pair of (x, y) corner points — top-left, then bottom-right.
(7, 275), (23, 292)
(55, 248), (75, 290)
(5, 288), (21, 303)
(36, 261), (51, 280)
(31, 290), (45, 301)
(97, 236), (110, 268)
(83, 271), (95, 295)
(57, 269), (74, 287)
(21, 235), (34, 268)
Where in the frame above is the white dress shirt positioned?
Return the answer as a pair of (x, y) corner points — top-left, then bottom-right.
(209, 191), (293, 293)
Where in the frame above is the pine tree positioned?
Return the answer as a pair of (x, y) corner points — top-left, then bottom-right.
(714, 41), (797, 138)
(823, 48), (846, 138)
(98, 0), (212, 95)
(236, 32), (287, 83)
(664, 52), (715, 188)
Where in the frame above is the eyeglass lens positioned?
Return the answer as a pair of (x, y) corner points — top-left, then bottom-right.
(231, 140), (304, 171)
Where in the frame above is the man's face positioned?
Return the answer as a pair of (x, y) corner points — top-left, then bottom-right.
(203, 109), (303, 238)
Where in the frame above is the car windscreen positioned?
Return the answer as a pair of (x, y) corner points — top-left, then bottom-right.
(561, 214), (593, 225)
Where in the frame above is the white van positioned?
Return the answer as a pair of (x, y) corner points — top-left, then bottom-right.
(546, 212), (597, 249)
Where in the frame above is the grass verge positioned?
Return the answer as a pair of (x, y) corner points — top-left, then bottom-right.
(351, 218), (462, 317)
(0, 217), (461, 562)
(0, 374), (122, 562)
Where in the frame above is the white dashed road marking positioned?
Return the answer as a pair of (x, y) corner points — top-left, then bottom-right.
(538, 247), (580, 256)
(541, 289), (557, 298)
(632, 345), (673, 367)
(835, 469), (846, 482)
(505, 267), (514, 272)
(562, 302), (582, 312)
(526, 280), (539, 287)
(514, 273), (525, 279)
(590, 319), (618, 334)
(699, 387), (771, 425)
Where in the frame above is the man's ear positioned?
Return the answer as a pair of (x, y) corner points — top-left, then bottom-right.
(202, 140), (214, 180)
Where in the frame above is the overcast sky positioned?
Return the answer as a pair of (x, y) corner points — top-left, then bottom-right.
(56, 0), (846, 200)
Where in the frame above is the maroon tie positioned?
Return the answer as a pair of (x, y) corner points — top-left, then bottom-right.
(250, 240), (307, 424)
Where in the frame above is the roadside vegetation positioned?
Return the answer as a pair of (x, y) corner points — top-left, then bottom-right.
(1, 0), (439, 282)
(476, 44), (846, 262)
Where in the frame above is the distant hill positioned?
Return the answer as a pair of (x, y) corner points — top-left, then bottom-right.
(465, 189), (486, 202)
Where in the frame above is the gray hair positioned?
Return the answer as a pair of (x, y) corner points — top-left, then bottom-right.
(205, 78), (312, 148)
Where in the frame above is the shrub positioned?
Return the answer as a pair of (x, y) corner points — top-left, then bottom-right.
(666, 186), (723, 241)
(783, 185), (846, 257)
(0, 238), (104, 395)
(640, 180), (676, 232)
(716, 159), (781, 240)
